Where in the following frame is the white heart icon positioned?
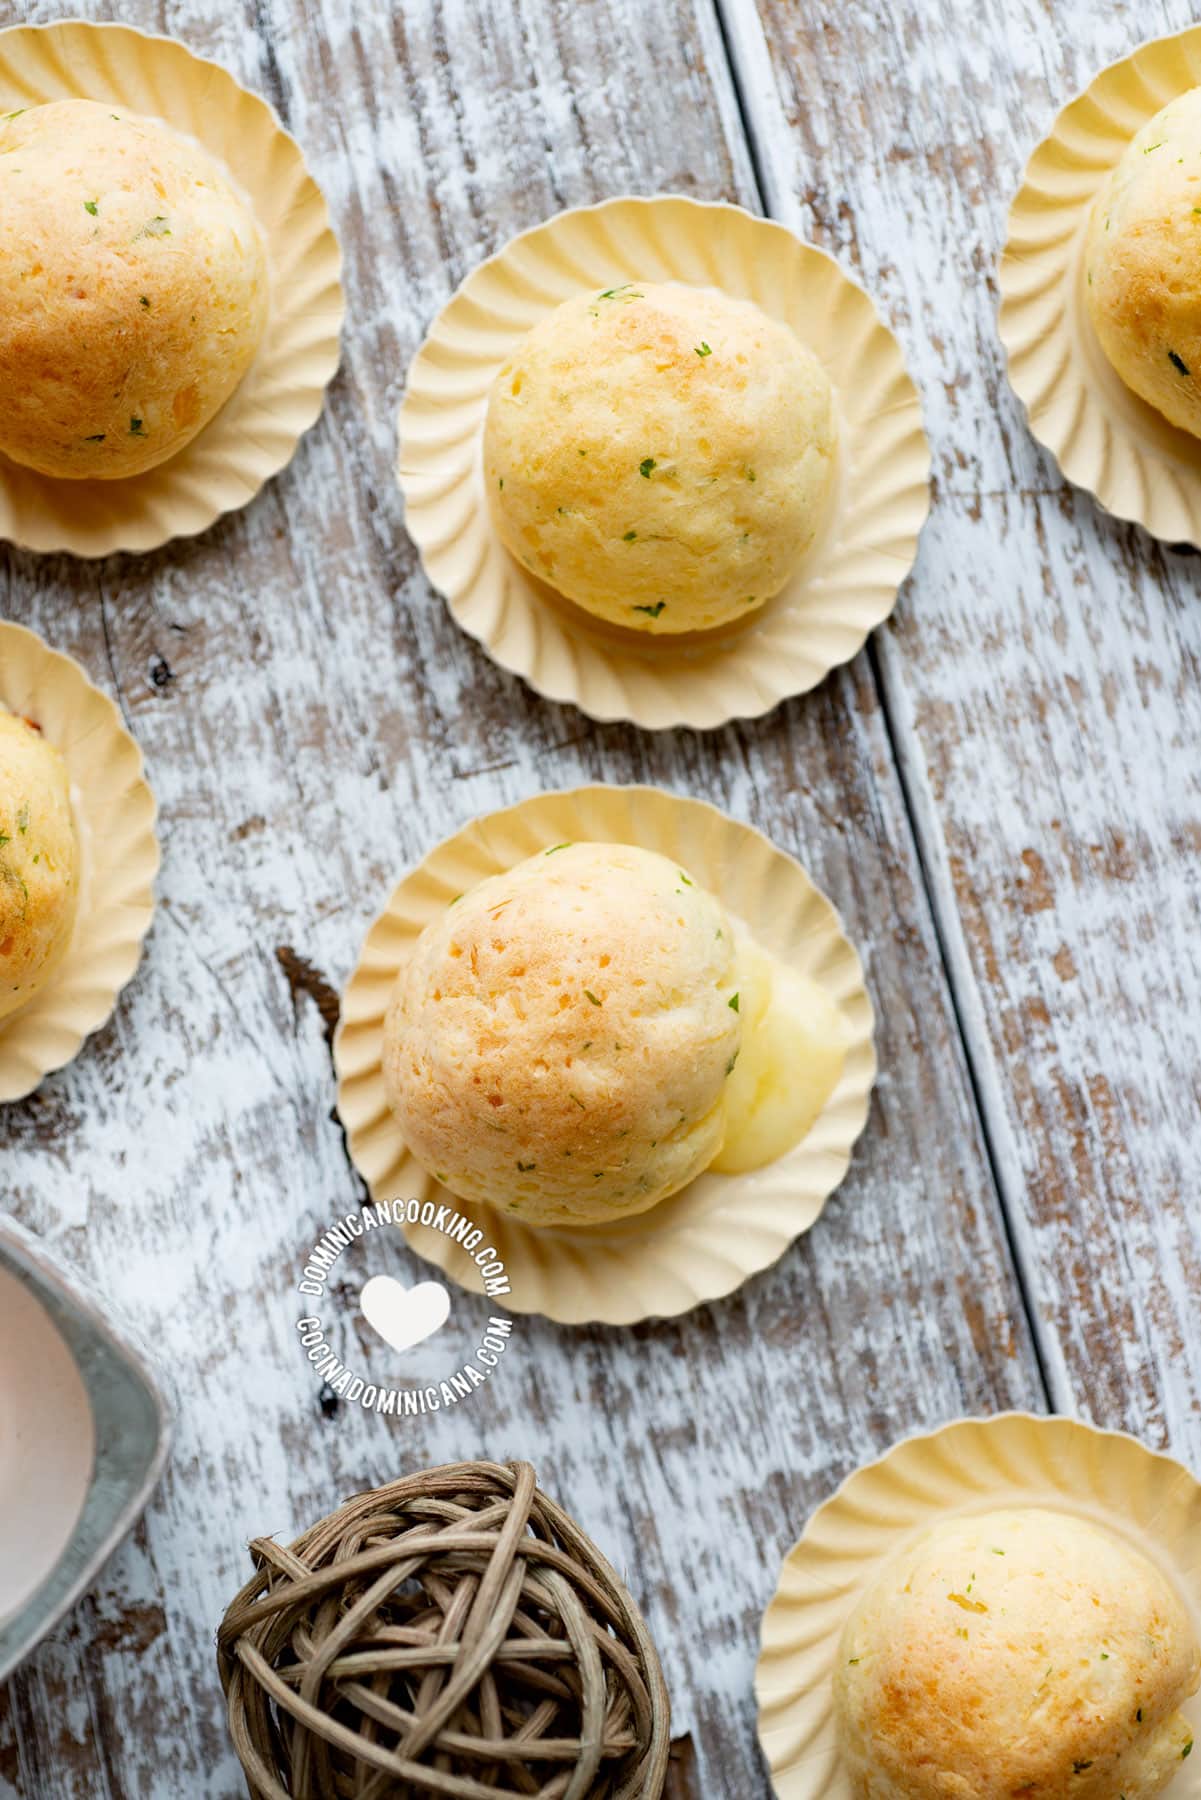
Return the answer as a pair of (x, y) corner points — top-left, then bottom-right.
(359, 1275), (451, 1355)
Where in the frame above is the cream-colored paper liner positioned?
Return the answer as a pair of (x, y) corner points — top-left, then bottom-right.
(399, 196), (930, 730)
(756, 1413), (1201, 1798)
(1000, 27), (1201, 543)
(0, 623), (158, 1100)
(334, 785), (876, 1325)
(0, 21), (343, 556)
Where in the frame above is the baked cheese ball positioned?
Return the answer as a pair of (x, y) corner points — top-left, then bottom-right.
(834, 1507), (1200, 1800)
(484, 281), (836, 634)
(382, 842), (742, 1225)
(0, 99), (268, 479)
(1086, 88), (1201, 438)
(0, 714), (79, 1022)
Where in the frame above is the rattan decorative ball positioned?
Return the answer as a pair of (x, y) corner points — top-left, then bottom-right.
(217, 1460), (671, 1799)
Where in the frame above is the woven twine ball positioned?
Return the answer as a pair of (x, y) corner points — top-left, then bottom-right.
(217, 1460), (671, 1799)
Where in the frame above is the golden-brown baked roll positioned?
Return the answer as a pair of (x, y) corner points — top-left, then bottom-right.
(834, 1507), (1199, 1799)
(0, 714), (79, 1021)
(484, 281), (836, 633)
(382, 841), (741, 1225)
(0, 99), (268, 478)
(1086, 88), (1201, 438)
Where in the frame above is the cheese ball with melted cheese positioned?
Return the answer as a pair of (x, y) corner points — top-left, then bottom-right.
(484, 281), (836, 633)
(834, 1507), (1200, 1800)
(0, 714), (79, 1021)
(381, 842), (742, 1225)
(0, 100), (268, 478)
(1086, 88), (1201, 438)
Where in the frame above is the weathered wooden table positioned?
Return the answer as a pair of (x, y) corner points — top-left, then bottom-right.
(3, 0), (1200, 1792)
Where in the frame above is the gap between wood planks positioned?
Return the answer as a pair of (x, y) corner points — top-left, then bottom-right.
(666, 1733), (702, 1798)
(707, 0), (1058, 1411)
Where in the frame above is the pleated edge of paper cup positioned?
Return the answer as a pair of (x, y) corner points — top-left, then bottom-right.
(755, 1410), (1201, 1799)
(333, 782), (877, 1325)
(397, 194), (930, 730)
(0, 19), (344, 557)
(998, 24), (1201, 546)
(0, 621), (159, 1100)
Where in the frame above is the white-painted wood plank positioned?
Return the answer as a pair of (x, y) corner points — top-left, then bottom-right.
(0, 0), (1046, 1791)
(725, 0), (1201, 1451)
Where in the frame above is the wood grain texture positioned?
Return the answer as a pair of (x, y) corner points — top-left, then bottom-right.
(729, 0), (1201, 1452)
(0, 0), (1050, 1794)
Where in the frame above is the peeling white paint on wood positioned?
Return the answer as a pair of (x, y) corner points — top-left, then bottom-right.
(5, 0), (1190, 1793)
(724, 0), (1201, 1453)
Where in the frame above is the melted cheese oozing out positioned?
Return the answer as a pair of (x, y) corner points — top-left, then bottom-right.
(712, 935), (849, 1174)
